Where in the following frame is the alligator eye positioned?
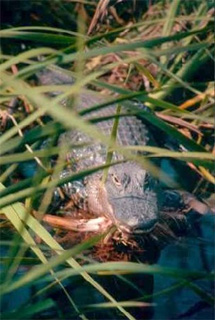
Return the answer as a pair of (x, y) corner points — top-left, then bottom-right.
(111, 174), (121, 187)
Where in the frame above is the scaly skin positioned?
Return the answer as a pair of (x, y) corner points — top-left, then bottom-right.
(37, 66), (161, 232)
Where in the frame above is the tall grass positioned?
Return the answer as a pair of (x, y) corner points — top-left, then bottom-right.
(0, 1), (214, 319)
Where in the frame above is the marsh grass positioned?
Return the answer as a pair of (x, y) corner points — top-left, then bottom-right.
(0, 0), (214, 319)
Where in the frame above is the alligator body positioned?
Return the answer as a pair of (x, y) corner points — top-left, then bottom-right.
(37, 66), (161, 233)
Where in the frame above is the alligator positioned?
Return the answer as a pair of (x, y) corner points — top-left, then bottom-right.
(36, 66), (180, 235)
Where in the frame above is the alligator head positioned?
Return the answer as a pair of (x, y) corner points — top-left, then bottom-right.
(86, 162), (160, 233)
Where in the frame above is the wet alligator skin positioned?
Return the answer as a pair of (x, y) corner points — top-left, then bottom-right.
(37, 66), (161, 232)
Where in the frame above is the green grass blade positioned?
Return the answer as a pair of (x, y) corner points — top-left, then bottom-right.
(1, 299), (55, 320)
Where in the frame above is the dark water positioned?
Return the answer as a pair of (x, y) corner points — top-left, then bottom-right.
(153, 213), (215, 320)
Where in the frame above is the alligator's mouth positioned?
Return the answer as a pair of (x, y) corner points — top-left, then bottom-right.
(116, 219), (158, 235)
(132, 221), (158, 234)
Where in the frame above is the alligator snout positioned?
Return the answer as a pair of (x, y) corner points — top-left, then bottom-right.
(87, 171), (160, 233)
(107, 194), (159, 233)
(103, 163), (160, 233)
